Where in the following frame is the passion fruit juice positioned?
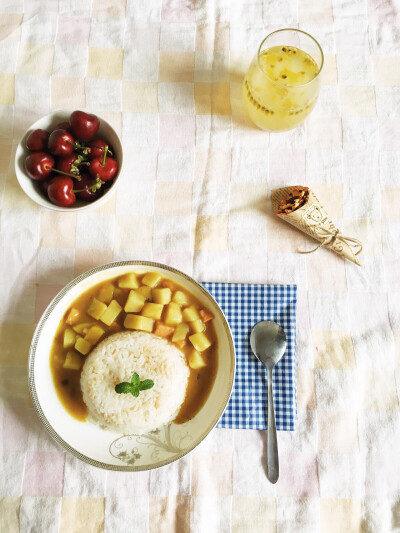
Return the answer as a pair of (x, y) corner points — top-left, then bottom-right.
(243, 45), (320, 131)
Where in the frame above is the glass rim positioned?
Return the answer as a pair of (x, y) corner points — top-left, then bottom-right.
(256, 28), (324, 88)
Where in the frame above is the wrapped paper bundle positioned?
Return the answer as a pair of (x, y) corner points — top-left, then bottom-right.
(271, 186), (363, 266)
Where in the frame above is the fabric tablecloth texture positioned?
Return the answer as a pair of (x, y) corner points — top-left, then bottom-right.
(202, 282), (297, 431)
(1, 0), (400, 532)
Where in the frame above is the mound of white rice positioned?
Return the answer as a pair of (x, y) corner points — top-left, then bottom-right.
(80, 331), (190, 435)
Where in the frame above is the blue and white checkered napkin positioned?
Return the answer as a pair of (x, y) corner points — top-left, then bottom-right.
(201, 283), (297, 431)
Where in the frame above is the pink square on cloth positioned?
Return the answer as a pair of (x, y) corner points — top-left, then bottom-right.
(56, 18), (91, 45)
(161, 0), (196, 22)
(268, 149), (306, 185)
(159, 114), (195, 148)
(277, 452), (320, 497)
(152, 251), (193, 274)
(23, 451), (65, 496)
(2, 401), (31, 453)
(368, 0), (400, 24)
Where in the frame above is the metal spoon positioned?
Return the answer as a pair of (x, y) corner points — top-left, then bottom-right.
(250, 320), (287, 483)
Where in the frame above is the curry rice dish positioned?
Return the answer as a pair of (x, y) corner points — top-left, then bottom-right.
(50, 271), (218, 433)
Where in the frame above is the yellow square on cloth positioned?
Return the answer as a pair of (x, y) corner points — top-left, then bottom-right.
(0, 324), (36, 365)
(194, 83), (231, 115)
(312, 330), (356, 369)
(0, 498), (20, 532)
(60, 498), (105, 533)
(0, 74), (14, 105)
(320, 498), (361, 533)
(360, 370), (400, 412)
(232, 497), (276, 532)
(149, 496), (190, 533)
(87, 47), (124, 79)
(159, 51), (194, 82)
(122, 82), (158, 113)
(194, 215), (228, 251)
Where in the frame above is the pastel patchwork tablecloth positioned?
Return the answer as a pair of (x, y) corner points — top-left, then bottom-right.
(1, 0), (400, 532)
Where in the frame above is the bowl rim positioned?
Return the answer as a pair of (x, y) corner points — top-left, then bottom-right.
(28, 260), (236, 471)
(15, 110), (123, 212)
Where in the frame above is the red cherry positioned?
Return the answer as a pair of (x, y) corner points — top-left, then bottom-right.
(39, 178), (52, 197)
(88, 138), (113, 159)
(24, 152), (54, 180)
(70, 110), (100, 141)
(47, 177), (76, 207)
(88, 146), (118, 182)
(26, 129), (49, 152)
(75, 174), (103, 202)
(54, 121), (71, 131)
(57, 153), (88, 175)
(48, 129), (75, 157)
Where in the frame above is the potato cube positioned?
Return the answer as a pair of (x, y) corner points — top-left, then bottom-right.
(188, 350), (207, 369)
(175, 339), (187, 350)
(72, 322), (93, 334)
(75, 336), (92, 355)
(190, 319), (205, 334)
(97, 283), (114, 304)
(142, 272), (162, 287)
(182, 305), (200, 322)
(172, 290), (189, 306)
(87, 298), (107, 320)
(84, 325), (105, 345)
(124, 314), (154, 332)
(118, 273), (139, 289)
(136, 285), (152, 300)
(63, 328), (76, 348)
(141, 302), (164, 320)
(152, 288), (172, 305)
(124, 290), (145, 313)
(65, 307), (80, 325)
(100, 299), (123, 326)
(164, 302), (183, 325)
(189, 332), (211, 352)
(63, 351), (83, 370)
(113, 287), (124, 300)
(172, 322), (189, 342)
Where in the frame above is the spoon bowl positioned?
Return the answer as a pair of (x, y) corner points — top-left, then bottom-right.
(250, 320), (287, 483)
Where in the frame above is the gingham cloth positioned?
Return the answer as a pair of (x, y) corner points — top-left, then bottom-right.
(201, 283), (297, 431)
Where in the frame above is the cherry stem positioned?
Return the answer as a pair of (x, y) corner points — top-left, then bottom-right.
(92, 144), (113, 156)
(46, 166), (81, 180)
(101, 145), (108, 167)
(72, 177), (103, 194)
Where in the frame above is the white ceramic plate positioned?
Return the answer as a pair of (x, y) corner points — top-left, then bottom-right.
(15, 110), (123, 212)
(29, 261), (235, 471)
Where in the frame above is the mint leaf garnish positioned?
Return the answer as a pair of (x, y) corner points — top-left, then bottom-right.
(115, 382), (133, 394)
(139, 379), (154, 391)
(115, 372), (154, 398)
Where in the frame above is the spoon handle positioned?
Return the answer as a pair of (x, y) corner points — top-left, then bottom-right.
(266, 366), (279, 483)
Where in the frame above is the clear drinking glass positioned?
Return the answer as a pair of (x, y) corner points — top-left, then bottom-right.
(242, 29), (324, 132)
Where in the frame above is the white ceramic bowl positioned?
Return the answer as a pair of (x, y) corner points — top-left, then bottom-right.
(15, 110), (123, 212)
(29, 261), (235, 471)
